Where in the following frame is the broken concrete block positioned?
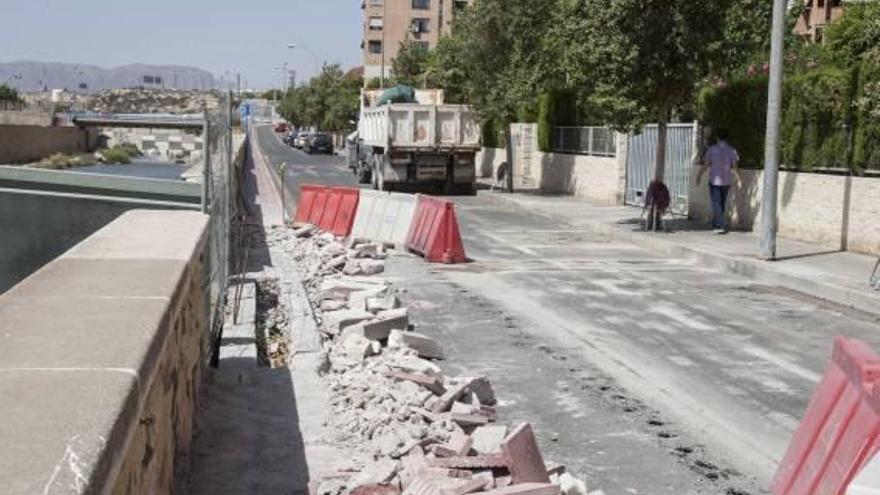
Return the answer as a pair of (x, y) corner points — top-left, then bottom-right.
(501, 423), (550, 484)
(366, 295), (401, 314)
(351, 459), (399, 487)
(432, 379), (474, 413)
(450, 402), (476, 415)
(482, 484), (560, 495)
(467, 376), (496, 406)
(321, 299), (348, 312)
(426, 455), (508, 469)
(363, 312), (410, 341)
(293, 224), (317, 238)
(323, 308), (374, 335)
(392, 331), (443, 360)
(344, 333), (375, 361)
(320, 242), (347, 259)
(471, 425), (508, 455)
(394, 356), (443, 377)
(350, 485), (401, 495)
(344, 259), (386, 276)
(326, 254), (348, 269)
(386, 370), (446, 395)
(448, 478), (490, 495)
(320, 279), (381, 301)
(349, 286), (390, 311)
(450, 413), (489, 427)
(558, 473), (587, 495)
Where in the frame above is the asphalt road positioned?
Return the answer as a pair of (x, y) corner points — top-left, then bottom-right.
(255, 126), (880, 494)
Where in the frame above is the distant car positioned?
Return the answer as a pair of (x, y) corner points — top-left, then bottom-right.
(274, 123), (289, 133)
(305, 133), (334, 154)
(294, 133), (312, 149)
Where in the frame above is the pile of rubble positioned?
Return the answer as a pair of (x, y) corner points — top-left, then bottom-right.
(253, 275), (290, 367)
(266, 225), (600, 495)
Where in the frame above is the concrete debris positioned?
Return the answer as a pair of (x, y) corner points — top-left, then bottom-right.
(470, 426), (508, 455)
(367, 295), (401, 314)
(261, 225), (592, 495)
(391, 330), (444, 360)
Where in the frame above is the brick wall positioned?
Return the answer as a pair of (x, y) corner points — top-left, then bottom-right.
(0, 125), (98, 164)
(690, 170), (880, 256)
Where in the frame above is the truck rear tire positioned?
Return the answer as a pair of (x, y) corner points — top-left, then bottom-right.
(357, 164), (372, 184)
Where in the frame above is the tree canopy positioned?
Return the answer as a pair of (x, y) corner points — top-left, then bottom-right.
(278, 64), (361, 132)
(0, 84), (21, 102)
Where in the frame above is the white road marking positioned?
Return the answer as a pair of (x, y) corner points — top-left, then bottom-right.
(742, 346), (822, 383)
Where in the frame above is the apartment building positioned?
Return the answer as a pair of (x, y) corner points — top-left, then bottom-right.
(793, 0), (846, 42)
(361, 0), (469, 82)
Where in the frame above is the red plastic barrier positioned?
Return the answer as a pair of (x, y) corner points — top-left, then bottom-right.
(292, 184), (323, 226)
(319, 187), (360, 237)
(405, 195), (467, 264)
(772, 337), (880, 495)
(292, 185), (360, 237)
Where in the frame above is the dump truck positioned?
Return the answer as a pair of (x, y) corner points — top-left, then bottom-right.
(347, 87), (480, 195)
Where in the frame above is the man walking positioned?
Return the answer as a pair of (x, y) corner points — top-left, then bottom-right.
(696, 129), (739, 234)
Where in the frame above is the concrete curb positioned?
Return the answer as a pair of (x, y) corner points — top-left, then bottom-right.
(488, 192), (880, 318)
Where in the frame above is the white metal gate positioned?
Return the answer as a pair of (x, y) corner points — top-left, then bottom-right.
(625, 123), (698, 215)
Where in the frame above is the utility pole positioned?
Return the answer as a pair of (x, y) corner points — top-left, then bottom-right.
(760, 0), (787, 260)
(380, 0), (387, 88)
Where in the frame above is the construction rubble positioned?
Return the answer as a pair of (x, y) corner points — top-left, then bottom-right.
(265, 224), (601, 495)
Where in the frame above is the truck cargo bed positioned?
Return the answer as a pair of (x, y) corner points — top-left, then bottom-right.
(360, 104), (480, 150)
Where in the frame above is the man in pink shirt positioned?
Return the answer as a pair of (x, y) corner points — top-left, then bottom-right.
(696, 128), (739, 234)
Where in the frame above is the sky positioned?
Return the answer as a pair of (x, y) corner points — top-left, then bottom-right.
(0, 0), (363, 89)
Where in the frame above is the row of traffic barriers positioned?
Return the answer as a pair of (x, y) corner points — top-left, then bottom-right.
(773, 336), (880, 495)
(291, 184), (467, 264)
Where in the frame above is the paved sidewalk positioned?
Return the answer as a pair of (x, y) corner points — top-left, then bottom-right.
(476, 187), (880, 317)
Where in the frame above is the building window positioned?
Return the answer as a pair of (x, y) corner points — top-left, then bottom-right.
(411, 18), (431, 33)
(368, 40), (383, 54)
(414, 41), (430, 50)
(412, 0), (430, 9)
(370, 0), (383, 5)
(369, 17), (383, 30)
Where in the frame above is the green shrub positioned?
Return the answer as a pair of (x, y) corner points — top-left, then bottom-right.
(697, 77), (768, 168)
(101, 146), (133, 164)
(781, 67), (853, 170)
(537, 90), (579, 152)
(481, 119), (499, 148)
(854, 51), (880, 170)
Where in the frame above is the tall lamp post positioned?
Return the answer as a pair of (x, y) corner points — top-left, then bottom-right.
(287, 42), (321, 80)
(760, 0), (788, 260)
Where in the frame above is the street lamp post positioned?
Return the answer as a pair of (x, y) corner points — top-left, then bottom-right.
(288, 42), (321, 79)
(760, 0), (787, 260)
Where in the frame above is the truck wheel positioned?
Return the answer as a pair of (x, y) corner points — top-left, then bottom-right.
(357, 165), (372, 184)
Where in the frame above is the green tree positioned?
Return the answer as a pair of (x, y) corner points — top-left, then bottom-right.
(0, 84), (21, 102)
(825, 2), (880, 66)
(278, 64), (361, 132)
(391, 41), (431, 87)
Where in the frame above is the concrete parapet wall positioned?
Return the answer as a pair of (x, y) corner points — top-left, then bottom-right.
(0, 125), (98, 164)
(690, 169), (880, 256)
(0, 209), (209, 494)
(0, 187), (198, 294)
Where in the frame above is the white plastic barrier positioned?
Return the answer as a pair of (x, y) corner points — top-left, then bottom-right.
(350, 190), (418, 248)
(849, 453), (880, 494)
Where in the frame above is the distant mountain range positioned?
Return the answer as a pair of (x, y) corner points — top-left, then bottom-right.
(0, 61), (218, 92)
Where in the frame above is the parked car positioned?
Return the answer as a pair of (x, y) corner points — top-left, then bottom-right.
(305, 133), (334, 154)
(294, 133), (312, 149)
(283, 131), (298, 145)
(274, 123), (289, 133)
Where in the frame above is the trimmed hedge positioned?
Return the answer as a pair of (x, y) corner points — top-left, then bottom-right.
(698, 66), (871, 170)
(854, 51), (880, 169)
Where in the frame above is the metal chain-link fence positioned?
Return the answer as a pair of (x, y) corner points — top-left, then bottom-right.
(202, 92), (236, 366)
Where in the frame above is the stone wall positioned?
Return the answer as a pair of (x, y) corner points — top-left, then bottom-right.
(0, 125), (98, 164)
(476, 142), (628, 206)
(0, 210), (209, 494)
(690, 169), (880, 256)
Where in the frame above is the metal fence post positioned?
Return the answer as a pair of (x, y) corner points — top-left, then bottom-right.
(201, 110), (211, 213)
